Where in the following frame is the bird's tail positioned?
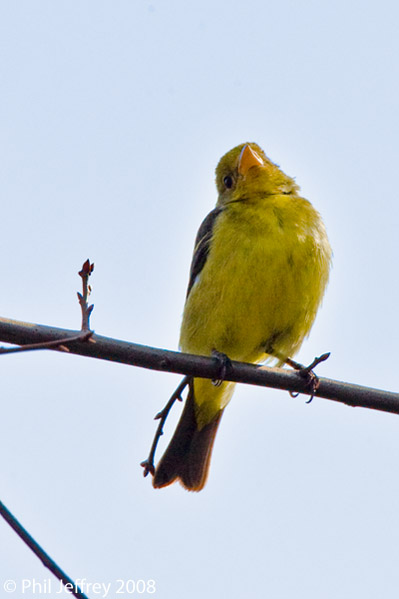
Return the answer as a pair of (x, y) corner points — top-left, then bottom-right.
(153, 381), (224, 492)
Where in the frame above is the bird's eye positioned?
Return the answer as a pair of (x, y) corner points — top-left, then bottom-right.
(223, 175), (233, 189)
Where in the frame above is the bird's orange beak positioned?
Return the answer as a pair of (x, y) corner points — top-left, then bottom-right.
(238, 144), (264, 176)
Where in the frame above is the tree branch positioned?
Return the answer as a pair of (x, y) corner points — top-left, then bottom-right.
(0, 501), (89, 599)
(0, 316), (398, 414)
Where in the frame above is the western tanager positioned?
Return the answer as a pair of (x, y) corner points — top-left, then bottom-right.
(153, 142), (332, 491)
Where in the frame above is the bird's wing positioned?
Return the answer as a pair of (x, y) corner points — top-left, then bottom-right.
(186, 207), (223, 298)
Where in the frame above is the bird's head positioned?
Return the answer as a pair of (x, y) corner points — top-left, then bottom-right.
(215, 142), (298, 206)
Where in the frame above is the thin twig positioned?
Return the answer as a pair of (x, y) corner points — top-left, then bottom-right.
(0, 331), (92, 355)
(0, 501), (90, 599)
(141, 376), (191, 476)
(285, 352), (331, 374)
(78, 259), (94, 332)
(0, 260), (94, 356)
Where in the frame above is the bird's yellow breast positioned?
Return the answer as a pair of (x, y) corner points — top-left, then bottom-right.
(179, 193), (331, 366)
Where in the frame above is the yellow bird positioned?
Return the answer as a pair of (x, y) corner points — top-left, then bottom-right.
(153, 142), (332, 491)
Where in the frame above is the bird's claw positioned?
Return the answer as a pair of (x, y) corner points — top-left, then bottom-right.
(211, 350), (232, 386)
(286, 352), (330, 402)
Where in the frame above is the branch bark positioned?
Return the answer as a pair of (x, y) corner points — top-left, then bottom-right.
(0, 316), (398, 414)
(0, 501), (89, 599)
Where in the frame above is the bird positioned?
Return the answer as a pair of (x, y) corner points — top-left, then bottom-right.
(152, 142), (332, 491)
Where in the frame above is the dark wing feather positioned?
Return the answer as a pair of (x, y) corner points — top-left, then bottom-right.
(186, 207), (223, 298)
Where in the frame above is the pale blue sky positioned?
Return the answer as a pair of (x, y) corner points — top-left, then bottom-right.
(1, 1), (399, 598)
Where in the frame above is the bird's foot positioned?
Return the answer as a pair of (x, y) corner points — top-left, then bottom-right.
(286, 352), (330, 403)
(211, 350), (232, 386)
